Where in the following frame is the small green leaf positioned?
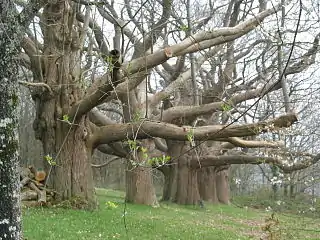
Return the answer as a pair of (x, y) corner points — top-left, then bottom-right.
(63, 115), (70, 122)
(186, 129), (194, 143)
(44, 154), (56, 166)
(180, 25), (189, 32)
(222, 103), (232, 112)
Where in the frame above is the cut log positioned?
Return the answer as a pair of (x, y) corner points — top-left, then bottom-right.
(20, 177), (31, 188)
(35, 168), (46, 182)
(21, 190), (38, 201)
(21, 201), (42, 207)
(20, 166), (34, 179)
(29, 182), (46, 203)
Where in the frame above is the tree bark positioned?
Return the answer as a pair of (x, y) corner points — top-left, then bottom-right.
(125, 160), (158, 206)
(166, 141), (200, 205)
(198, 167), (219, 203)
(216, 169), (230, 204)
(160, 165), (177, 202)
(0, 2), (22, 239)
(175, 161), (200, 205)
(29, 1), (96, 208)
(47, 118), (96, 208)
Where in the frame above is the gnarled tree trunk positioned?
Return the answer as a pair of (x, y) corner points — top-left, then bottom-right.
(160, 165), (177, 202)
(216, 169), (230, 204)
(175, 160), (200, 204)
(165, 141), (200, 205)
(31, 1), (96, 208)
(125, 160), (158, 206)
(198, 167), (218, 203)
(50, 119), (96, 207)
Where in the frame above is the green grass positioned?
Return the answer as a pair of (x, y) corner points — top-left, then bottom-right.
(232, 193), (320, 218)
(22, 189), (320, 240)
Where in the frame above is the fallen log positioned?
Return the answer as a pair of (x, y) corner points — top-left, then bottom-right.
(29, 181), (46, 203)
(21, 190), (38, 201)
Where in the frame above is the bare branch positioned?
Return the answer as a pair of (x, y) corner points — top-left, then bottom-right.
(97, 5), (141, 45)
(143, 0), (172, 50)
(18, 80), (53, 95)
(76, 12), (109, 56)
(91, 156), (121, 168)
(120, 4), (282, 76)
(195, 153), (320, 173)
(221, 137), (284, 149)
(77, 4), (283, 120)
(147, 46), (223, 112)
(158, 80), (283, 122)
(18, 0), (48, 29)
(92, 113), (297, 146)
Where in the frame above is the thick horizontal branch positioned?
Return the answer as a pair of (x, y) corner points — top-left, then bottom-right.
(89, 108), (128, 157)
(221, 137), (284, 149)
(92, 113), (297, 147)
(97, 143), (128, 158)
(158, 80), (282, 122)
(195, 153), (320, 173)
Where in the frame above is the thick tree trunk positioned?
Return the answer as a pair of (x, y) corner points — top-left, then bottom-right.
(121, 86), (159, 206)
(30, 1), (96, 208)
(166, 141), (200, 205)
(216, 169), (230, 204)
(0, 1), (22, 238)
(166, 141), (231, 205)
(46, 118), (96, 208)
(125, 161), (158, 206)
(38, 113), (96, 208)
(175, 162), (200, 204)
(198, 167), (218, 203)
(160, 165), (177, 202)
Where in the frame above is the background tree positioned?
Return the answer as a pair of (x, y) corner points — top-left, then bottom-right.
(14, 0), (320, 208)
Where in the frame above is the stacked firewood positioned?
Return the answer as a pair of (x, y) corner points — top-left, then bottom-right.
(20, 166), (54, 205)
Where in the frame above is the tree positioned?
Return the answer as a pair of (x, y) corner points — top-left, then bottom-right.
(15, 0), (320, 208)
(0, 0), (43, 238)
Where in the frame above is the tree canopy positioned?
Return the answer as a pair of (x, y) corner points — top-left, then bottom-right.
(10, 0), (320, 206)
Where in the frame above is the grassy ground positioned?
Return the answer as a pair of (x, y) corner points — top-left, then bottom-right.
(22, 189), (320, 240)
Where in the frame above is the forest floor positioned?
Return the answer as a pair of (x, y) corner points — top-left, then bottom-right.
(22, 188), (320, 240)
